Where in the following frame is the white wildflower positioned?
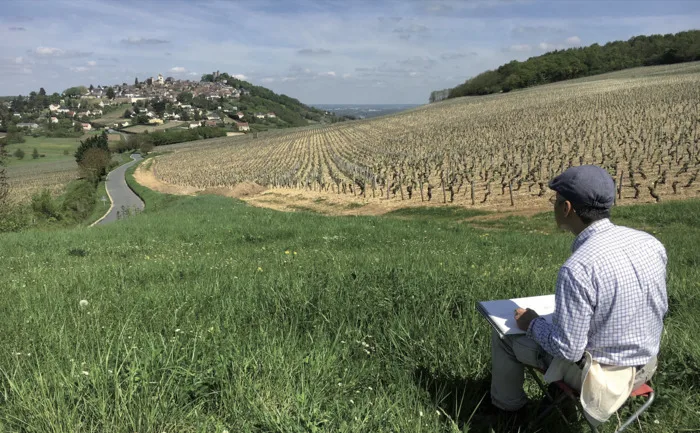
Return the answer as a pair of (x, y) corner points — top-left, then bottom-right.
(79, 299), (89, 308)
(81, 371), (89, 376)
(419, 411), (424, 417)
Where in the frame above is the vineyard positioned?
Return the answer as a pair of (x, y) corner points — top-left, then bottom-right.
(153, 63), (700, 210)
(5, 160), (78, 203)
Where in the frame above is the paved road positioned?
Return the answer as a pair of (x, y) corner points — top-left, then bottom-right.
(96, 154), (144, 225)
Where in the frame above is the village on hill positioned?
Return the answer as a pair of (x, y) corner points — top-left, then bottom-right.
(0, 70), (342, 141)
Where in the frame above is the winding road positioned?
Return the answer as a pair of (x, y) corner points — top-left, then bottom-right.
(93, 154), (144, 225)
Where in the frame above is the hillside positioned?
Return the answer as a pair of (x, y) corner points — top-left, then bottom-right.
(1, 170), (699, 431)
(137, 63), (699, 214)
(434, 29), (700, 100)
(200, 72), (348, 128)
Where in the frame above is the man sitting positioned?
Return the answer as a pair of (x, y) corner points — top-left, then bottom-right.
(490, 165), (668, 424)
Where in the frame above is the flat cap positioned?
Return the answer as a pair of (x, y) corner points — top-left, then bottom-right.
(548, 165), (615, 209)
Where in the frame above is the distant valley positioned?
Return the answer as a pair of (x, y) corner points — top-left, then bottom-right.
(313, 104), (420, 119)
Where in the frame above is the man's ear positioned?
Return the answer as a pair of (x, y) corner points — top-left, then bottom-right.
(563, 200), (575, 218)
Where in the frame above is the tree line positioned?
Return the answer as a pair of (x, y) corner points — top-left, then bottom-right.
(443, 30), (700, 99)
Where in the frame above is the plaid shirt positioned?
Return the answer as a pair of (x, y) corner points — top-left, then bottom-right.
(528, 219), (668, 366)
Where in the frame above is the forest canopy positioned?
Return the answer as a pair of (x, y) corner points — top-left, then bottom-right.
(444, 30), (700, 99)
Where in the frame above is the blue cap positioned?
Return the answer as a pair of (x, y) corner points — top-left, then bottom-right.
(548, 165), (615, 209)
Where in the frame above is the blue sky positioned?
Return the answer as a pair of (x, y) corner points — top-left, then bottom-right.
(1, 0), (698, 104)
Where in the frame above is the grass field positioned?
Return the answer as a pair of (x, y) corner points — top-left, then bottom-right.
(123, 121), (186, 134)
(92, 104), (132, 126)
(1, 174), (697, 431)
(4, 136), (83, 167)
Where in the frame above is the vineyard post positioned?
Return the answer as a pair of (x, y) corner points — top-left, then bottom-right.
(613, 179), (617, 205)
(419, 179), (424, 201)
(618, 171), (624, 200)
(508, 182), (514, 206)
(440, 173), (446, 203)
(470, 180), (475, 205)
(386, 178), (390, 200)
(399, 176), (404, 200)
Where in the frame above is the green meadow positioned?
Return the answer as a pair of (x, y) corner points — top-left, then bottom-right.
(3, 136), (83, 166)
(0, 178), (698, 432)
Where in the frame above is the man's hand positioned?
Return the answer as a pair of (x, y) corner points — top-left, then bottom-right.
(515, 308), (540, 331)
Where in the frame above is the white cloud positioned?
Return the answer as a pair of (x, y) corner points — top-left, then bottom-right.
(261, 77), (275, 83)
(188, 72), (199, 76)
(539, 42), (555, 51)
(318, 71), (336, 77)
(14, 57), (24, 64)
(342, 73), (351, 79)
(87, 60), (97, 66)
(231, 74), (247, 80)
(34, 47), (63, 56)
(31, 46), (92, 58)
(70, 66), (88, 72)
(509, 44), (532, 52)
(121, 37), (170, 45)
(170, 66), (186, 73)
(566, 36), (582, 45)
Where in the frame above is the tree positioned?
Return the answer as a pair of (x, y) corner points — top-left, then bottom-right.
(177, 91), (193, 104)
(89, 84), (94, 91)
(106, 87), (116, 100)
(75, 131), (109, 164)
(32, 148), (39, 159)
(135, 77), (139, 86)
(39, 87), (46, 96)
(78, 147), (111, 184)
(13, 148), (25, 159)
(64, 86), (87, 98)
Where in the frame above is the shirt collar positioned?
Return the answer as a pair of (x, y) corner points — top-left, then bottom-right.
(572, 218), (614, 253)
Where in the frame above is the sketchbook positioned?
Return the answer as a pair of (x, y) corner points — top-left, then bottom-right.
(476, 294), (555, 336)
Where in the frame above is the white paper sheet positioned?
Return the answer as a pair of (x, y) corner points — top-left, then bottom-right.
(476, 294), (555, 336)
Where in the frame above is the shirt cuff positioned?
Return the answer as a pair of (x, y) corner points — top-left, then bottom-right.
(526, 316), (549, 341)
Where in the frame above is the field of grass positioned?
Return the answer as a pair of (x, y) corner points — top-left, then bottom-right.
(4, 136), (83, 167)
(92, 103), (132, 126)
(1, 178), (698, 431)
(123, 121), (186, 134)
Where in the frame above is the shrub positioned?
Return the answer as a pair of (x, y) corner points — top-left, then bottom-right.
(30, 189), (62, 221)
(61, 180), (96, 221)
(14, 148), (25, 160)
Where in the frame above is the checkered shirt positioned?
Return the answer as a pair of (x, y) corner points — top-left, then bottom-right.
(528, 218), (668, 366)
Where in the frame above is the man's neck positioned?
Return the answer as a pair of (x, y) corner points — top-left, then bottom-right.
(570, 220), (590, 236)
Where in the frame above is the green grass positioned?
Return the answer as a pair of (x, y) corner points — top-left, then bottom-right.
(4, 136), (83, 166)
(83, 181), (109, 226)
(0, 188), (698, 432)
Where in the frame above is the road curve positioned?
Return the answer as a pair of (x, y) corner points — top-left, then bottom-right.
(94, 154), (144, 225)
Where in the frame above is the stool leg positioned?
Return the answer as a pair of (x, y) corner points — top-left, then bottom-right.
(526, 367), (570, 426)
(616, 391), (655, 433)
